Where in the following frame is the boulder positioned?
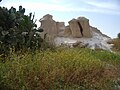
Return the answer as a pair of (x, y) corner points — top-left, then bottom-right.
(73, 41), (88, 48)
(68, 19), (83, 38)
(77, 17), (92, 37)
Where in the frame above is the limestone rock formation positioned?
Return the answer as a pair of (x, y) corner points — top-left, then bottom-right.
(64, 26), (71, 37)
(68, 19), (83, 38)
(39, 14), (66, 41)
(56, 22), (65, 33)
(39, 14), (93, 40)
(39, 14), (112, 51)
(77, 17), (92, 38)
(39, 14), (58, 40)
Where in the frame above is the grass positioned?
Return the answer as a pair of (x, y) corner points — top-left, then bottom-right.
(0, 48), (120, 90)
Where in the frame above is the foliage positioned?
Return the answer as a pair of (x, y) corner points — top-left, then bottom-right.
(109, 38), (120, 52)
(0, 48), (120, 90)
(0, 6), (43, 56)
(118, 33), (120, 39)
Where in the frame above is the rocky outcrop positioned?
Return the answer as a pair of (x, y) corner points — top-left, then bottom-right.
(39, 14), (93, 39)
(77, 17), (92, 37)
(64, 26), (71, 37)
(56, 22), (65, 33)
(39, 14), (58, 40)
(68, 19), (83, 38)
(39, 14), (66, 41)
(66, 17), (92, 38)
(39, 14), (112, 51)
(64, 17), (92, 38)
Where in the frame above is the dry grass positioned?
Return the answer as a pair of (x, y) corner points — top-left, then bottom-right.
(109, 38), (120, 53)
(0, 48), (120, 90)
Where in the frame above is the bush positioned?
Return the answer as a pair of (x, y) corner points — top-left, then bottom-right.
(110, 38), (120, 52)
(0, 6), (43, 56)
(118, 33), (120, 39)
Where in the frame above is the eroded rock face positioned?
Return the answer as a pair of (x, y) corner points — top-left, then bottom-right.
(77, 17), (92, 38)
(39, 14), (112, 51)
(68, 19), (83, 38)
(39, 14), (92, 39)
(39, 14), (58, 40)
(56, 22), (65, 33)
(64, 26), (71, 37)
(39, 15), (66, 40)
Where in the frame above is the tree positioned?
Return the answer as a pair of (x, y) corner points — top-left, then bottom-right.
(118, 33), (120, 39)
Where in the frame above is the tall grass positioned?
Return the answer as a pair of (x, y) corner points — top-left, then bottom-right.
(0, 48), (120, 90)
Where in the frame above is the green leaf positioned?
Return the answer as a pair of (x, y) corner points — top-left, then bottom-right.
(37, 28), (44, 32)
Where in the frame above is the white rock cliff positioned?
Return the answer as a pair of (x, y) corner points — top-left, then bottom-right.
(39, 14), (112, 51)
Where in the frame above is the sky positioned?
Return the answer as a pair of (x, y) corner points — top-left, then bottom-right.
(0, 0), (120, 38)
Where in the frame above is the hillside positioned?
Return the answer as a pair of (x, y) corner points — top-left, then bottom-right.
(0, 48), (120, 90)
(54, 28), (113, 51)
(0, 6), (120, 90)
(39, 14), (113, 52)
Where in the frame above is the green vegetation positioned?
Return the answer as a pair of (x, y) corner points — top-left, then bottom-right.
(0, 6), (43, 56)
(0, 5), (120, 90)
(118, 33), (120, 39)
(109, 38), (120, 52)
(0, 48), (120, 90)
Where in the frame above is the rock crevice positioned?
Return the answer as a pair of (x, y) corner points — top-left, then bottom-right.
(77, 21), (83, 36)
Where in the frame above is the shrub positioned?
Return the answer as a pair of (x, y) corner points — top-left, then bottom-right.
(0, 6), (44, 56)
(110, 38), (120, 52)
(118, 33), (120, 39)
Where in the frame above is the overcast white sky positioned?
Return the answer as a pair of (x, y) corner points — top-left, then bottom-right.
(1, 0), (120, 38)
